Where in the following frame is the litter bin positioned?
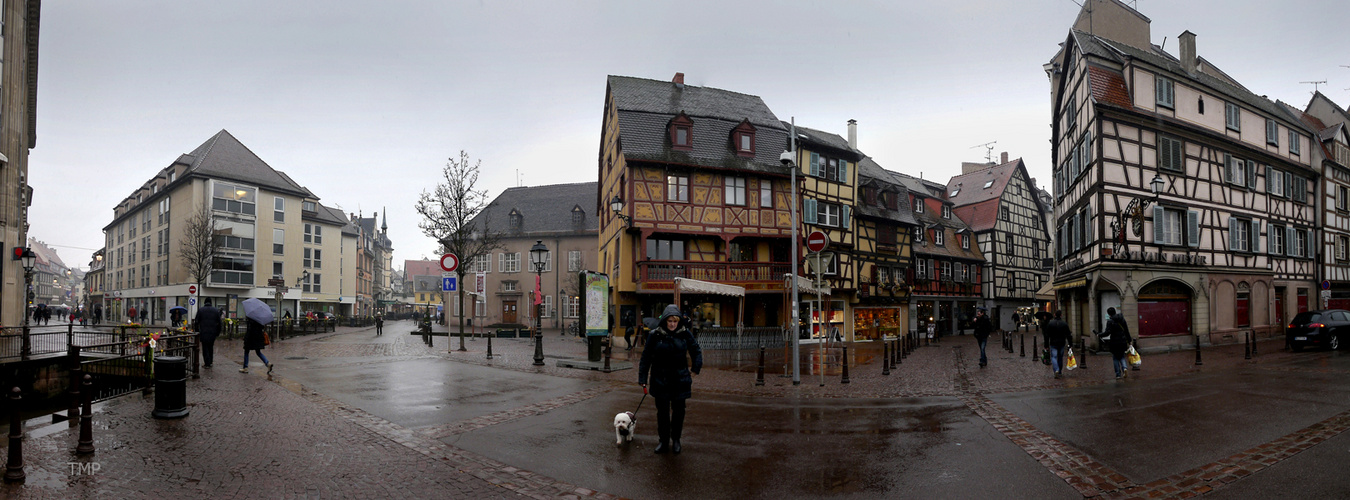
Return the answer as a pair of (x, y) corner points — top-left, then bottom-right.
(152, 355), (189, 419)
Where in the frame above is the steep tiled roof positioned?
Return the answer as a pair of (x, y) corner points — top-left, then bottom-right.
(405, 260), (439, 279)
(945, 159), (1022, 208)
(855, 158), (917, 226)
(182, 130), (315, 198)
(951, 200), (1000, 234)
(470, 182), (599, 237)
(792, 124), (862, 159)
(609, 75), (791, 176)
(1087, 65), (1131, 108)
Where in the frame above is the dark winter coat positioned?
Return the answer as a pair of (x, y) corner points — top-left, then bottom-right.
(972, 314), (994, 340)
(1044, 318), (1072, 349)
(638, 324), (703, 401)
(243, 319), (268, 350)
(195, 305), (223, 341)
(1104, 314), (1131, 356)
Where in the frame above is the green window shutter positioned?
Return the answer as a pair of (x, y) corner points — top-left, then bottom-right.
(805, 198), (817, 224)
(810, 152), (821, 177)
(1187, 210), (1200, 247)
(1224, 154), (1233, 183)
(1285, 226), (1296, 257)
(1085, 205), (1093, 245)
(1250, 219), (1259, 253)
(1247, 160), (1256, 189)
(1227, 217), (1237, 250)
(1153, 206), (1165, 243)
(841, 205), (851, 229)
(839, 160), (848, 182)
(1266, 223), (1273, 254)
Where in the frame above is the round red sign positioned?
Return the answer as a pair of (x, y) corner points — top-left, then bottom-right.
(806, 230), (829, 253)
(188, 285), (197, 295)
(440, 253), (459, 272)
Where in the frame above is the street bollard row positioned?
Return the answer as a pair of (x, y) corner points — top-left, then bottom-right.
(1195, 333), (1203, 366)
(4, 387), (23, 484)
(1032, 336), (1038, 364)
(77, 375), (94, 455)
(755, 345), (765, 386)
(882, 341), (890, 376)
(841, 344), (850, 384)
(1020, 333), (1026, 357)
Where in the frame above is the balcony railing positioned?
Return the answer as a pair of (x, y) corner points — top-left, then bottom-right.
(638, 261), (792, 290)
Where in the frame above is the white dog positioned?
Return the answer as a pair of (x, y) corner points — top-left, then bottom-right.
(613, 411), (637, 445)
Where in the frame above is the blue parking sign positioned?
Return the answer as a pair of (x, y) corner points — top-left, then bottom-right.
(442, 277), (457, 292)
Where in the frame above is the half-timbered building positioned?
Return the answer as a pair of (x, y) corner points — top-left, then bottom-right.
(1047, 0), (1318, 350)
(947, 155), (1052, 330)
(853, 157), (916, 341)
(788, 123), (863, 340)
(599, 73), (795, 331)
(895, 173), (984, 336)
(1300, 93), (1350, 310)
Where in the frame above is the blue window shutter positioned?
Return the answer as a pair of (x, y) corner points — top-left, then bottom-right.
(1187, 210), (1200, 247)
(1153, 206), (1165, 243)
(1247, 160), (1256, 189)
(841, 205), (851, 229)
(1085, 205), (1093, 245)
(1250, 219), (1259, 253)
(805, 198), (817, 224)
(810, 152), (821, 177)
(839, 160), (848, 182)
(1224, 154), (1233, 183)
(1227, 217), (1238, 250)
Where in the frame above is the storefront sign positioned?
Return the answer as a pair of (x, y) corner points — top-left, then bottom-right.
(1105, 250), (1207, 265)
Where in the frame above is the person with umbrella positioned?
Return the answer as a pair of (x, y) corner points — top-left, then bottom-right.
(195, 299), (224, 368)
(239, 298), (274, 374)
(169, 306), (188, 327)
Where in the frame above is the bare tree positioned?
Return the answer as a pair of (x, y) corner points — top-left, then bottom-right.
(178, 205), (218, 318)
(415, 150), (502, 351)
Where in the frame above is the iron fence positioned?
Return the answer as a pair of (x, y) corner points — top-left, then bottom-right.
(73, 331), (198, 404)
(693, 326), (786, 350)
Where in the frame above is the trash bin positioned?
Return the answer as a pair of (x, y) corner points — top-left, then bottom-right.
(152, 355), (189, 419)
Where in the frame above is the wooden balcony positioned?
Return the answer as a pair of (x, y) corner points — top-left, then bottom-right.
(637, 261), (792, 292)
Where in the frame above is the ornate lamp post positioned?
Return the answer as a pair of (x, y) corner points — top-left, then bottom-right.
(1111, 173), (1167, 255)
(530, 240), (548, 366)
(609, 196), (632, 227)
(20, 249), (35, 357)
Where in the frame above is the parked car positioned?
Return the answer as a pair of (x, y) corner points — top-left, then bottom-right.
(1286, 309), (1350, 351)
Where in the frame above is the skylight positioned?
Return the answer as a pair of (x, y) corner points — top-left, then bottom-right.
(983, 180), (994, 189)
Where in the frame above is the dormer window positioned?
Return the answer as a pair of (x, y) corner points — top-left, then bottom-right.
(885, 192), (898, 210)
(731, 119), (756, 158)
(509, 209), (523, 232)
(913, 197), (924, 214)
(303, 201), (316, 212)
(941, 205), (951, 219)
(572, 206), (585, 226)
(669, 113), (694, 151)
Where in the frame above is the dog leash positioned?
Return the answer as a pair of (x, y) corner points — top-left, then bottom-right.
(635, 386), (647, 413)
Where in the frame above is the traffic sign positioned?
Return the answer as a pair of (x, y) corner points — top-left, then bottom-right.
(188, 285), (198, 296)
(442, 277), (457, 292)
(189, 298), (196, 306)
(440, 253), (459, 272)
(806, 230), (829, 253)
(1323, 280), (1332, 291)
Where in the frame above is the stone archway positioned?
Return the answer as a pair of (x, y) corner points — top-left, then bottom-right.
(1138, 279), (1193, 337)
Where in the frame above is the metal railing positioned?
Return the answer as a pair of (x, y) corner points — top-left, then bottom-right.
(72, 330), (199, 405)
(638, 261), (792, 286)
(692, 326), (786, 350)
(0, 324), (183, 362)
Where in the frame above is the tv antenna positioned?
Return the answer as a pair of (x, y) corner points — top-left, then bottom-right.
(970, 141), (997, 163)
(1301, 80), (1328, 93)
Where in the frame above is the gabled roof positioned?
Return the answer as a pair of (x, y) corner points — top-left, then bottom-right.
(180, 129), (315, 198)
(855, 158), (917, 226)
(470, 182), (599, 237)
(891, 172), (948, 200)
(405, 260), (440, 279)
(608, 75), (791, 176)
(791, 124), (865, 161)
(945, 158), (1024, 209)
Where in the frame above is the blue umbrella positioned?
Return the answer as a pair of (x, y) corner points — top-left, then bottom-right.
(240, 298), (274, 324)
(169, 306), (188, 313)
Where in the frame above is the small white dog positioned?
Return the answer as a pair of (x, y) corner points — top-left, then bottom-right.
(613, 411), (637, 445)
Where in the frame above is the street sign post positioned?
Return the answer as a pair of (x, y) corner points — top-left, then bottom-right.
(440, 253), (459, 273)
(806, 230), (828, 253)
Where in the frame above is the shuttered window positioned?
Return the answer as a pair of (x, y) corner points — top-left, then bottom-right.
(1158, 136), (1184, 172)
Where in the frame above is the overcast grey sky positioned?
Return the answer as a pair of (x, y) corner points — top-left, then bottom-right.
(29, 0), (1350, 268)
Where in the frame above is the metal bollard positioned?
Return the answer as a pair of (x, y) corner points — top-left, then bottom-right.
(1195, 333), (1203, 366)
(603, 338), (612, 373)
(1020, 333), (1026, 357)
(77, 375), (94, 455)
(755, 346), (765, 386)
(486, 334), (493, 359)
(894, 338), (901, 366)
(1032, 336), (1038, 364)
(1244, 331), (1252, 360)
(67, 346), (80, 427)
(841, 345), (850, 384)
(1252, 332), (1259, 357)
(4, 387), (24, 483)
(882, 341), (890, 376)
(1079, 338), (1088, 369)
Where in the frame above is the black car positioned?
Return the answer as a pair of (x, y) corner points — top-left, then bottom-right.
(1286, 309), (1350, 351)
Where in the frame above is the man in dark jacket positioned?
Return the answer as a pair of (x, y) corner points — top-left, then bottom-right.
(1044, 311), (1072, 378)
(972, 308), (994, 367)
(195, 299), (224, 368)
(638, 304), (703, 455)
(1103, 307), (1132, 379)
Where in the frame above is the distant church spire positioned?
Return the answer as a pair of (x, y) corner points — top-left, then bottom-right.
(381, 207), (388, 232)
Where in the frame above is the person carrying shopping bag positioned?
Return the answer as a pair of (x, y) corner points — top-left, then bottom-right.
(1103, 307), (1132, 379)
(1044, 310), (1072, 379)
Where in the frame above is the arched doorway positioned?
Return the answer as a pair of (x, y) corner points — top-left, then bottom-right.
(1138, 280), (1192, 336)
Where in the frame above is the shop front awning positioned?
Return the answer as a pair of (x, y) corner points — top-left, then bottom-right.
(674, 277), (745, 297)
(1053, 278), (1088, 290)
(1035, 281), (1056, 300)
(784, 274), (827, 296)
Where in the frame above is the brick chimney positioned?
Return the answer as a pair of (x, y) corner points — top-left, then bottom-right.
(1179, 30), (1197, 74)
(672, 72), (685, 85)
(847, 119), (857, 149)
(1001, 152), (1009, 164)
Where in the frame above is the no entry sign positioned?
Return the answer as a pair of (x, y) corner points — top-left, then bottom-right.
(440, 253), (459, 272)
(806, 230), (829, 253)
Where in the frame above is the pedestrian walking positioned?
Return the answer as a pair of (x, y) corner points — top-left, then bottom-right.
(638, 304), (703, 454)
(622, 310), (635, 350)
(240, 318), (273, 374)
(1044, 311), (1072, 378)
(1011, 312), (1020, 330)
(1102, 307), (1132, 379)
(973, 308), (993, 367)
(375, 315), (384, 336)
(195, 299), (223, 368)
(140, 308), (148, 324)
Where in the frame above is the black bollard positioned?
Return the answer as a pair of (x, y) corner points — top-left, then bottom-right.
(77, 375), (94, 455)
(1194, 333), (1203, 366)
(895, 338), (902, 366)
(1032, 336), (1038, 364)
(882, 341), (890, 376)
(4, 387), (23, 483)
(755, 346), (765, 386)
(841, 344), (850, 384)
(603, 338), (612, 373)
(1079, 338), (1088, 369)
(1244, 331), (1252, 360)
(486, 334), (493, 359)
(1252, 332), (1259, 357)
(1020, 333), (1026, 357)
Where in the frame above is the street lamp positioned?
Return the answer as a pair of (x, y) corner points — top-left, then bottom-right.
(20, 249), (35, 357)
(1110, 172), (1170, 255)
(610, 196), (632, 228)
(530, 240), (548, 366)
(781, 117), (802, 385)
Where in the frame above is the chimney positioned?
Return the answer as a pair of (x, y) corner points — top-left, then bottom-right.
(1001, 152), (1009, 164)
(1179, 30), (1197, 74)
(672, 72), (685, 87)
(847, 119), (857, 149)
